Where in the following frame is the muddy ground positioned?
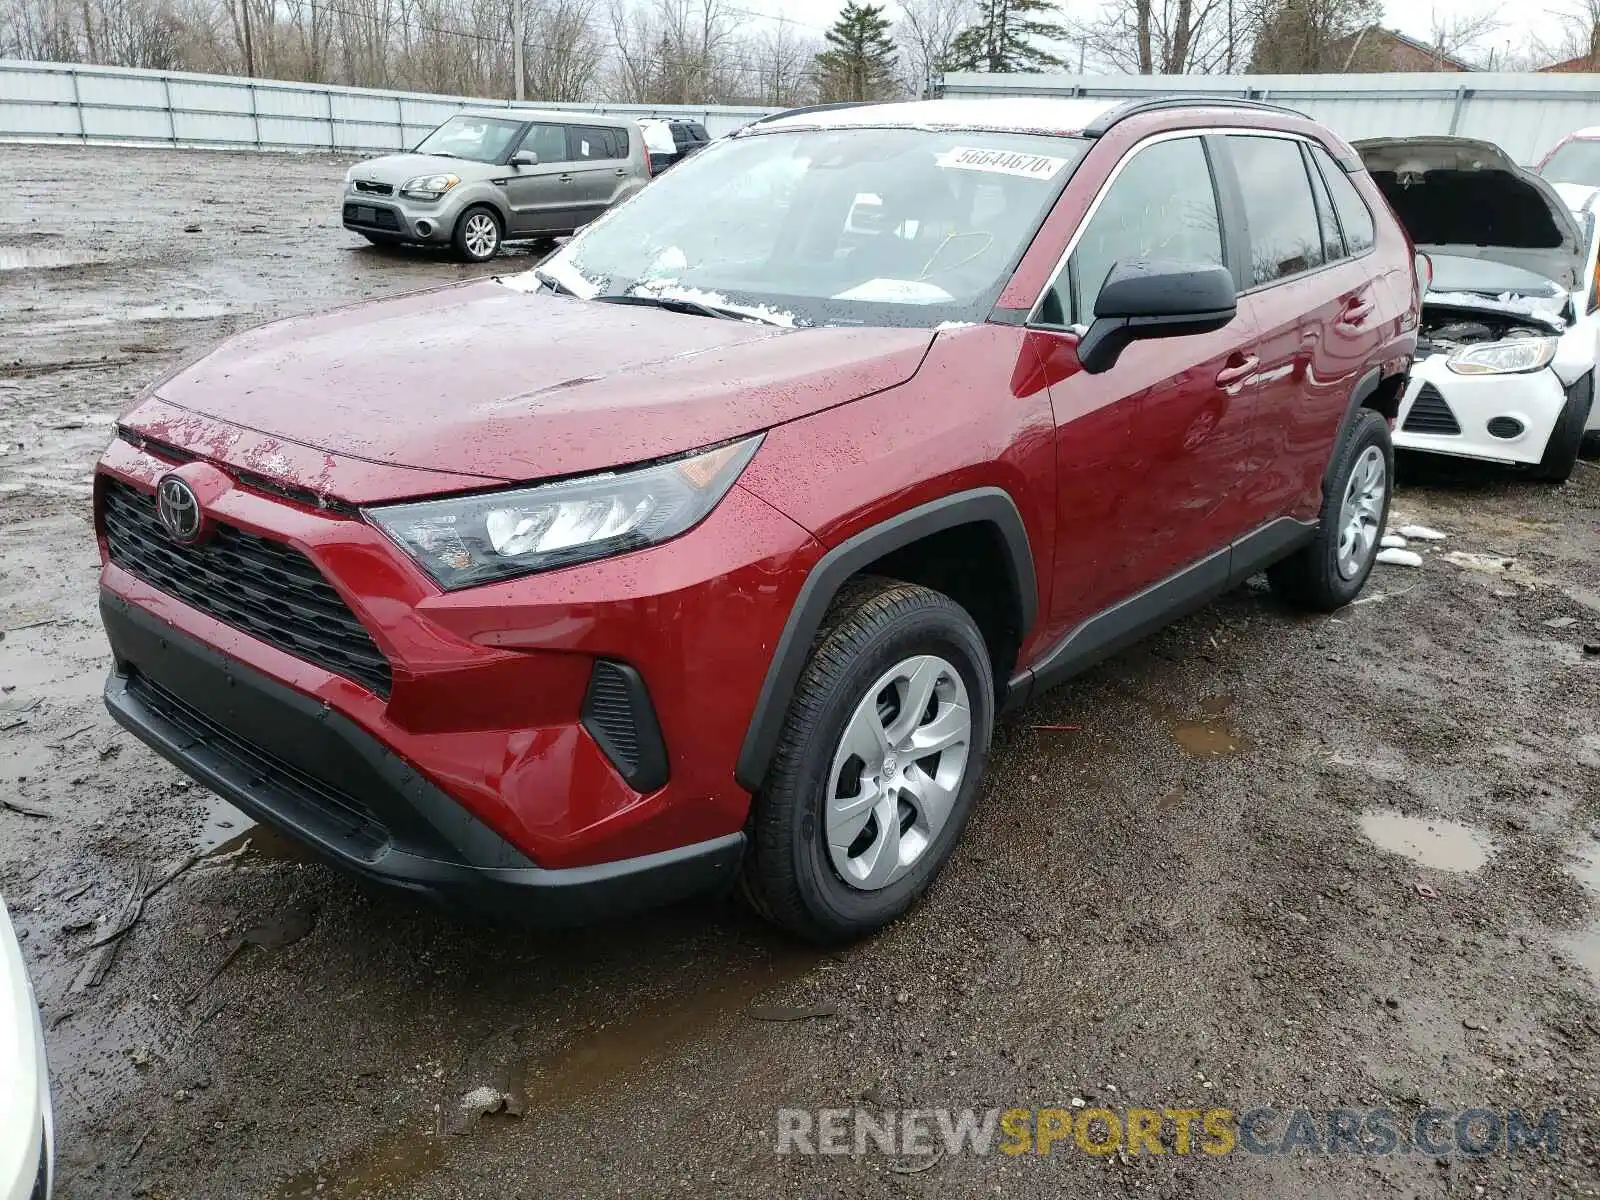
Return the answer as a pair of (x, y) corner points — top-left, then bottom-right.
(2, 145), (1599, 1200)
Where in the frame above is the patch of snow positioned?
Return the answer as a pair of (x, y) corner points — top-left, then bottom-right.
(626, 280), (798, 327)
(1381, 534), (1408, 549)
(1397, 524), (1447, 541)
(1443, 551), (1515, 573)
(1424, 290), (1566, 331)
(935, 320), (976, 331)
(831, 278), (954, 304)
(1376, 548), (1423, 567)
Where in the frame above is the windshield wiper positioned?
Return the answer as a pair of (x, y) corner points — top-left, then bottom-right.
(594, 292), (786, 326)
(531, 267), (578, 297)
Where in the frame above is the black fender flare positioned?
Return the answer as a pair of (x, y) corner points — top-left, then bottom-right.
(733, 487), (1037, 793)
(1323, 366), (1386, 497)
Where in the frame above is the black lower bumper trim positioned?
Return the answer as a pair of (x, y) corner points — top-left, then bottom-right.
(100, 591), (744, 924)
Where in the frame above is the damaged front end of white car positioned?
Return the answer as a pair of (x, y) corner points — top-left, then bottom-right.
(1358, 137), (1599, 482)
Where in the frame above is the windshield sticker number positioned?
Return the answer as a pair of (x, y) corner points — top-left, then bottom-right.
(935, 147), (1069, 181)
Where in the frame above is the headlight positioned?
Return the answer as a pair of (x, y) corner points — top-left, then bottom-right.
(399, 173), (460, 200)
(1446, 336), (1558, 375)
(365, 435), (763, 589)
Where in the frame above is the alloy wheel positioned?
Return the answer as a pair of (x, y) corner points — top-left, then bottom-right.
(463, 212), (499, 260)
(1336, 444), (1386, 579)
(824, 654), (972, 892)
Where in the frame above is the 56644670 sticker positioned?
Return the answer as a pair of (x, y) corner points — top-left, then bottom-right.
(935, 147), (1070, 180)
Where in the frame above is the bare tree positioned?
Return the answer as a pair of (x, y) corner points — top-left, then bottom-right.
(1077, 0), (1250, 74)
(741, 17), (815, 105)
(896, 0), (968, 95)
(1423, 3), (1500, 67)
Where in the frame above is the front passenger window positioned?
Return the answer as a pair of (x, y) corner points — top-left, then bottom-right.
(520, 123), (568, 164)
(1038, 136), (1223, 327)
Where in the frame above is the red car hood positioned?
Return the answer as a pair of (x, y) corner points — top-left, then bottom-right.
(144, 281), (933, 485)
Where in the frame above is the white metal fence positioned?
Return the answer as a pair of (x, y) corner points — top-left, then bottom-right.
(0, 59), (776, 152)
(941, 72), (1600, 166)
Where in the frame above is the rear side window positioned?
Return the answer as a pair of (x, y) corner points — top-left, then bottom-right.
(1227, 135), (1324, 287)
(1043, 135), (1223, 326)
(1312, 145), (1376, 256)
(569, 125), (624, 161)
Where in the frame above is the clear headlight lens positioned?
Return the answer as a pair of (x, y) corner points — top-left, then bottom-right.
(1446, 336), (1558, 375)
(399, 173), (460, 200)
(365, 435), (763, 590)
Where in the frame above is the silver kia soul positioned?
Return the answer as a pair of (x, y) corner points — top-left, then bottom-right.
(342, 109), (651, 262)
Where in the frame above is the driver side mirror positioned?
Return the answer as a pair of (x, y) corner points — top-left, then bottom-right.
(1078, 260), (1238, 375)
(510, 149), (538, 168)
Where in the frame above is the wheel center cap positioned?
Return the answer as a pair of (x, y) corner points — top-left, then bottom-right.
(882, 753), (899, 776)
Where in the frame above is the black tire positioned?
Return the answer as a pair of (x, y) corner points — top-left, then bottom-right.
(739, 578), (995, 943)
(1528, 373), (1593, 483)
(1268, 409), (1394, 612)
(451, 206), (502, 263)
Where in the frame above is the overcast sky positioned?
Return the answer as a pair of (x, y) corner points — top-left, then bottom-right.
(731, 0), (1570, 67)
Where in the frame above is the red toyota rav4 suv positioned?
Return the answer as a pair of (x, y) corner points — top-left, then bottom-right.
(96, 96), (1419, 942)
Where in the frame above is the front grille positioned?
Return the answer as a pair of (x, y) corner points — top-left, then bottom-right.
(352, 180), (394, 195)
(127, 670), (388, 859)
(343, 203), (401, 230)
(1402, 383), (1462, 435)
(101, 478), (393, 698)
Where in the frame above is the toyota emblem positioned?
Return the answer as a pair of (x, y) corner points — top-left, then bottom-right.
(155, 475), (203, 543)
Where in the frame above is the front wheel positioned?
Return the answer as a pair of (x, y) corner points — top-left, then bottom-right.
(1528, 373), (1593, 483)
(451, 206), (502, 263)
(740, 579), (995, 943)
(1269, 409), (1393, 611)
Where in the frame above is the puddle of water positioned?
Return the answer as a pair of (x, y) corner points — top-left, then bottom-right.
(271, 947), (819, 1198)
(0, 245), (103, 271)
(198, 799), (318, 864)
(1560, 842), (1600, 987)
(1359, 811), (1494, 873)
(1167, 699), (1253, 758)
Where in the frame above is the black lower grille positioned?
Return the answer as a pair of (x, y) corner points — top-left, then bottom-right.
(344, 203), (400, 230)
(101, 478), (393, 698)
(581, 660), (669, 792)
(1402, 383), (1462, 435)
(128, 670), (387, 859)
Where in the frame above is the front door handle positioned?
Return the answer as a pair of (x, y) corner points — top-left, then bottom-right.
(557, 174), (573, 184)
(1215, 355), (1259, 389)
(1342, 295), (1375, 324)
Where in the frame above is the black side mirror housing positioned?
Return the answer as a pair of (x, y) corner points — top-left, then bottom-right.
(510, 149), (538, 168)
(1078, 260), (1238, 375)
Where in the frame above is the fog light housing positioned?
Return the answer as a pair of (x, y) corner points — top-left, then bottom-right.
(1486, 416), (1525, 439)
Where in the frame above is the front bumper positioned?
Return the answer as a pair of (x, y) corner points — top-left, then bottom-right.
(94, 431), (819, 909)
(1395, 357), (1572, 465)
(103, 594), (743, 919)
(342, 191), (460, 243)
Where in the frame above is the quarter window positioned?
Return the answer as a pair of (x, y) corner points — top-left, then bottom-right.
(1227, 135), (1325, 287)
(1038, 136), (1224, 326)
(1312, 144), (1376, 256)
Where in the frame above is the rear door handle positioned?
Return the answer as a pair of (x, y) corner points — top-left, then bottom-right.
(1215, 355), (1259, 388)
(557, 174), (573, 183)
(614, 168), (628, 177)
(1342, 296), (1374, 324)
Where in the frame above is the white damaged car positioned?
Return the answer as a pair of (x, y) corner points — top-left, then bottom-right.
(1, 897), (52, 1200)
(1358, 137), (1600, 481)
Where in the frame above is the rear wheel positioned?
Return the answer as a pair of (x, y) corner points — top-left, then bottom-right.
(452, 206), (502, 263)
(1528, 373), (1593, 483)
(740, 579), (994, 943)
(1269, 409), (1393, 611)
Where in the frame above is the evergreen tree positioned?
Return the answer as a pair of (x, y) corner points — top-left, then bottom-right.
(945, 0), (1067, 72)
(814, 2), (901, 101)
